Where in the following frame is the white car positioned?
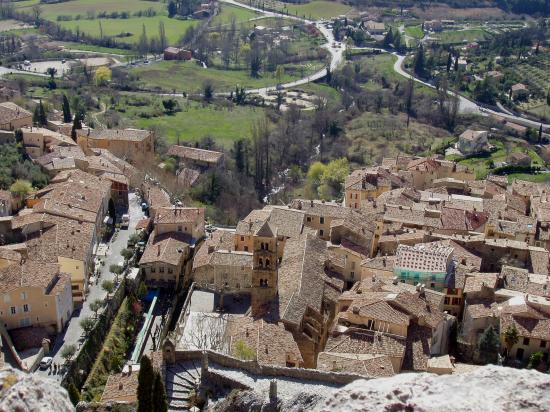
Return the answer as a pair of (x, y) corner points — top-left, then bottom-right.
(39, 357), (53, 370)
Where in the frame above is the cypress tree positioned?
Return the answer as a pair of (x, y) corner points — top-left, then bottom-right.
(62, 94), (71, 123)
(413, 44), (426, 78)
(67, 383), (80, 406)
(137, 355), (154, 412)
(152, 372), (168, 412)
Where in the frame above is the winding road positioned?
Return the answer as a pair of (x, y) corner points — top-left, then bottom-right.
(220, 0), (549, 130)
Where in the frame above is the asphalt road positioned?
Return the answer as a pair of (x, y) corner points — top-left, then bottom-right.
(34, 192), (145, 381)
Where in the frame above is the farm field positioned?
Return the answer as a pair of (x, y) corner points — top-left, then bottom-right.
(211, 4), (259, 25)
(237, 0), (352, 19)
(134, 100), (266, 147)
(55, 16), (198, 45)
(17, 0), (199, 45)
(404, 25), (424, 39)
(18, 0), (165, 19)
(130, 59), (324, 92)
(433, 28), (491, 44)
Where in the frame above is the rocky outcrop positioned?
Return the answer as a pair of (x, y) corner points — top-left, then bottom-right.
(316, 365), (550, 412)
(211, 365), (550, 412)
(0, 367), (73, 412)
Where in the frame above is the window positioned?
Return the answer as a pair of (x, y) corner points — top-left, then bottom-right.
(350, 271), (355, 279)
(431, 283), (435, 288)
(151, 267), (156, 273)
(307, 217), (311, 222)
(241, 236), (244, 241)
(72, 285), (79, 290)
(160, 267), (165, 273)
(244, 246), (248, 252)
(23, 304), (29, 313)
(320, 217), (325, 224)
(20, 292), (27, 300)
(178, 226), (182, 232)
(367, 319), (374, 329)
(540, 340), (547, 348)
(523, 337), (530, 346)
(168, 267), (173, 274)
(10, 306), (16, 315)
(452, 298), (461, 306)
(319, 229), (324, 237)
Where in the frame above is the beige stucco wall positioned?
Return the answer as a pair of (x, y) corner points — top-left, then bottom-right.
(0, 283), (72, 332)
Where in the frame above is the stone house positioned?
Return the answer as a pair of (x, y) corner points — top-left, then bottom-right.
(77, 128), (154, 163)
(0, 102), (32, 131)
(458, 129), (489, 155)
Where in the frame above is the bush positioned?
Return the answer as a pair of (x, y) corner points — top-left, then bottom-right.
(233, 340), (256, 361)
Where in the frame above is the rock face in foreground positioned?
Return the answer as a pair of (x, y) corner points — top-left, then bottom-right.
(0, 367), (73, 412)
(211, 365), (550, 412)
(315, 365), (550, 412)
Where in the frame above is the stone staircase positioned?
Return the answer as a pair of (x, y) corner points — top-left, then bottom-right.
(166, 361), (201, 411)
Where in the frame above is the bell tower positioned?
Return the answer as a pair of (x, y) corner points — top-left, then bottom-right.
(251, 222), (278, 316)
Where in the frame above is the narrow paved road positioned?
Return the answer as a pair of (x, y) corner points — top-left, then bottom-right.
(34, 192), (145, 381)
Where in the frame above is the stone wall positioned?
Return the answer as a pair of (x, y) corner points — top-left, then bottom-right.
(172, 349), (364, 387)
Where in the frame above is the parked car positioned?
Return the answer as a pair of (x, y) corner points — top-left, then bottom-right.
(121, 214), (130, 229)
(39, 357), (53, 370)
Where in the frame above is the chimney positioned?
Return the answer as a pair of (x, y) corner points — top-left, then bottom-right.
(310, 200), (314, 207)
(157, 245), (161, 256)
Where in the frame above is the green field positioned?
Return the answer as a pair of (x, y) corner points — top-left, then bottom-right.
(404, 25), (424, 39)
(211, 4), (259, 25)
(135, 101), (266, 146)
(20, 0), (165, 19)
(17, 0), (199, 45)
(238, 0), (352, 20)
(130, 60), (322, 92)
(434, 28), (491, 44)
(283, 0), (351, 19)
(56, 16), (198, 45)
(61, 42), (134, 55)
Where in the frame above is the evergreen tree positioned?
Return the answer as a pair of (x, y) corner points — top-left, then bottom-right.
(446, 52), (452, 72)
(67, 383), (80, 406)
(167, 0), (177, 17)
(479, 325), (500, 364)
(383, 27), (394, 47)
(62, 94), (71, 123)
(137, 355), (154, 412)
(34, 100), (47, 126)
(413, 44), (427, 78)
(158, 21), (167, 52)
(138, 24), (148, 57)
(152, 372), (168, 412)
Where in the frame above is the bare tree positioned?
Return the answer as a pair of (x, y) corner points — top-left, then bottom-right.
(183, 313), (230, 353)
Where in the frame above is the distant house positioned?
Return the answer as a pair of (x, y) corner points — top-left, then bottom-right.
(363, 20), (385, 35)
(163, 47), (192, 61)
(508, 152), (532, 167)
(0, 102), (32, 131)
(486, 71), (504, 80)
(511, 83), (528, 99)
(424, 20), (442, 32)
(167, 145), (224, 170)
(457, 58), (468, 70)
(458, 129), (489, 155)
